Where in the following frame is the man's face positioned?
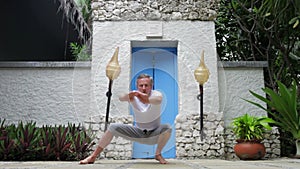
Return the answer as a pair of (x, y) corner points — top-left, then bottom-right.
(137, 77), (152, 95)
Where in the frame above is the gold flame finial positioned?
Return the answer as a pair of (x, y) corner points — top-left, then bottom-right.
(194, 50), (210, 85)
(106, 47), (121, 80)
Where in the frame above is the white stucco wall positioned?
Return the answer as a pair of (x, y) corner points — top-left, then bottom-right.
(218, 62), (268, 127)
(90, 21), (220, 121)
(0, 62), (91, 126)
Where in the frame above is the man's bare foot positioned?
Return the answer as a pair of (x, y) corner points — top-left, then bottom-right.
(155, 154), (168, 164)
(79, 156), (96, 165)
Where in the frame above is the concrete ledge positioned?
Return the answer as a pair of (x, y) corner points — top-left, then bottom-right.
(219, 61), (268, 68)
(0, 61), (91, 68)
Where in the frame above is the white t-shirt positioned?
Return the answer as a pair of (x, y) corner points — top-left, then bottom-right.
(130, 90), (162, 130)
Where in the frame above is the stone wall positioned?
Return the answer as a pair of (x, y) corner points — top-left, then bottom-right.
(175, 113), (225, 159)
(85, 112), (281, 160)
(84, 115), (133, 160)
(84, 113), (280, 160)
(175, 112), (280, 160)
(91, 0), (220, 21)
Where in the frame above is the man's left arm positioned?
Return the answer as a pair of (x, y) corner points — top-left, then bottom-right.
(148, 93), (162, 105)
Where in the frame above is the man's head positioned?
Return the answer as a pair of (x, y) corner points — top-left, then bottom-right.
(136, 74), (153, 95)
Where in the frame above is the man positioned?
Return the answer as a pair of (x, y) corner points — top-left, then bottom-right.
(80, 74), (172, 164)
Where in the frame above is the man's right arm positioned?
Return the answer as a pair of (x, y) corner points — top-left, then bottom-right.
(119, 91), (137, 102)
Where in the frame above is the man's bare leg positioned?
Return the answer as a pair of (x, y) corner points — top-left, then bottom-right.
(79, 146), (103, 164)
(79, 131), (113, 164)
(155, 131), (171, 164)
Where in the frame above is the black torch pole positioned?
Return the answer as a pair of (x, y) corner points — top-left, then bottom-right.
(104, 79), (113, 132)
(197, 84), (204, 141)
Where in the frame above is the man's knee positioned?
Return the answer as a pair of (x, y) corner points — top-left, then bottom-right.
(161, 124), (172, 134)
(108, 123), (118, 134)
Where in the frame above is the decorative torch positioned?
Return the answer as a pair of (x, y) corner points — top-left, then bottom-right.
(104, 47), (121, 131)
(194, 50), (210, 140)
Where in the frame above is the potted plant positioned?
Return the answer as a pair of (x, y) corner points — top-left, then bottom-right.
(246, 80), (300, 158)
(232, 113), (275, 160)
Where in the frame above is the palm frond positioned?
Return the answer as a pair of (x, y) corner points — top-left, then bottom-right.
(56, 0), (91, 43)
(246, 80), (300, 139)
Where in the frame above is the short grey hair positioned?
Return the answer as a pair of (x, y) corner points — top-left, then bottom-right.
(136, 74), (153, 86)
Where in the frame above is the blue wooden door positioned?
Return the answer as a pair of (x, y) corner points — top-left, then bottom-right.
(131, 47), (178, 159)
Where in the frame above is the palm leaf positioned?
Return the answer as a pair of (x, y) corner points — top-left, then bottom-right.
(272, 82), (299, 131)
(246, 80), (300, 139)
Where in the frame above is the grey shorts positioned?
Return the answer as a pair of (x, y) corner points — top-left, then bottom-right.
(108, 123), (172, 145)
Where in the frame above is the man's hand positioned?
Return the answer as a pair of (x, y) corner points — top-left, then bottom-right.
(128, 91), (138, 102)
(119, 91), (138, 102)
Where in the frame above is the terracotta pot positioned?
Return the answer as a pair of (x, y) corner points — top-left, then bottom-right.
(234, 140), (266, 160)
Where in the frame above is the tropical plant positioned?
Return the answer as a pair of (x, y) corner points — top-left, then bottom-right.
(39, 125), (56, 160)
(70, 42), (91, 61)
(52, 125), (72, 160)
(74, 0), (92, 26)
(0, 119), (95, 161)
(14, 121), (41, 160)
(0, 119), (16, 160)
(245, 80), (300, 157)
(68, 123), (95, 160)
(232, 114), (275, 141)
